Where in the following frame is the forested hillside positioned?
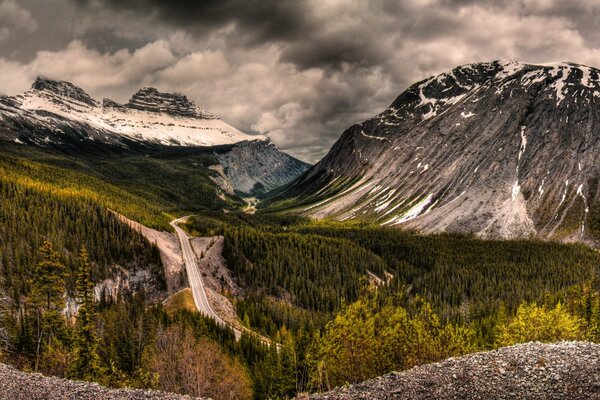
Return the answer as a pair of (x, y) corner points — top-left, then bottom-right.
(184, 212), (600, 394)
(0, 142), (240, 229)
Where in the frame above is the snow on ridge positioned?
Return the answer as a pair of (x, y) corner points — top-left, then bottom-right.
(383, 193), (434, 225)
(494, 60), (525, 81)
(547, 64), (571, 105)
(11, 86), (265, 147)
(361, 130), (389, 141)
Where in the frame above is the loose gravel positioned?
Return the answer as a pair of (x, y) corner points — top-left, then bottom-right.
(308, 341), (600, 400)
(0, 363), (203, 400)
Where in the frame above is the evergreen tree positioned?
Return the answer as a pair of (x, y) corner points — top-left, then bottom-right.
(30, 241), (66, 371)
(71, 247), (101, 380)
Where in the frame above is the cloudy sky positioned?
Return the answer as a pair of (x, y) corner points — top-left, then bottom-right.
(2, 0), (600, 162)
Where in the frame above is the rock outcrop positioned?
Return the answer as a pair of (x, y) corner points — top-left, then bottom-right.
(215, 140), (310, 195)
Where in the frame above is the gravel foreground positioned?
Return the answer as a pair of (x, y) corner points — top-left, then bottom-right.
(0, 363), (203, 400)
(308, 342), (600, 400)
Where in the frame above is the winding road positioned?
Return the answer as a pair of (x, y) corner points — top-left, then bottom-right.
(170, 217), (241, 339)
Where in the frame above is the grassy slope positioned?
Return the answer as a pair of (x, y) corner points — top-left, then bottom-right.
(164, 288), (197, 316)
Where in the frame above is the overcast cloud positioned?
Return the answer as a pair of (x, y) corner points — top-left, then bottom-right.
(2, 0), (600, 162)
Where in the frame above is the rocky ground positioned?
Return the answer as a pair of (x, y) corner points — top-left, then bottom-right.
(307, 342), (600, 400)
(0, 363), (202, 400)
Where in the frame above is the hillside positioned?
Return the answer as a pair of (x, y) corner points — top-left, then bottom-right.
(308, 341), (600, 400)
(271, 60), (600, 244)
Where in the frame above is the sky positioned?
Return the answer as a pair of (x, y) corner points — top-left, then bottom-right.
(2, 1), (600, 163)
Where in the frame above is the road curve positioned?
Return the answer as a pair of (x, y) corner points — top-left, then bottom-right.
(170, 217), (241, 339)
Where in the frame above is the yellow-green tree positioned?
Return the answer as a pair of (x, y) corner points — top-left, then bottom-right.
(314, 297), (478, 388)
(496, 302), (584, 347)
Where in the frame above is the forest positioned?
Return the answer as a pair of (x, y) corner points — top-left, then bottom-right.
(1, 158), (600, 399)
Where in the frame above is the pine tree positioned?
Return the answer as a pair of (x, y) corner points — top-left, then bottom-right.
(30, 241), (66, 371)
(71, 246), (102, 380)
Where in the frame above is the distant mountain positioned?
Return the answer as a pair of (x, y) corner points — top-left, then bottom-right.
(0, 78), (308, 195)
(273, 60), (600, 243)
(215, 140), (309, 195)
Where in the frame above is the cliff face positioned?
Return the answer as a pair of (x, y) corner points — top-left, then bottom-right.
(277, 60), (600, 243)
(215, 140), (310, 196)
(307, 341), (600, 400)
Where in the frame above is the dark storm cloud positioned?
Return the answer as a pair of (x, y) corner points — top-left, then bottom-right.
(75, 0), (312, 45)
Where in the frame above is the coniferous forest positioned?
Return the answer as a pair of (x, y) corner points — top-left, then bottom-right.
(1, 145), (600, 400)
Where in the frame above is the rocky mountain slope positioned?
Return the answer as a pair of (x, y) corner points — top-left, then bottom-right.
(276, 60), (600, 242)
(307, 341), (600, 400)
(0, 362), (202, 400)
(0, 78), (308, 194)
(215, 140), (309, 195)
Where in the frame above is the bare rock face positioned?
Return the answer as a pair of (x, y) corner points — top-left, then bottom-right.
(307, 341), (600, 400)
(279, 60), (600, 243)
(32, 77), (98, 107)
(215, 140), (310, 195)
(126, 87), (215, 119)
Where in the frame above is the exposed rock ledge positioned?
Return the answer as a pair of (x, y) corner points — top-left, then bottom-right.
(307, 342), (600, 400)
(0, 362), (203, 400)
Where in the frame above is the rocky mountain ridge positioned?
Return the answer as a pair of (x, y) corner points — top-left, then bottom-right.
(277, 60), (600, 242)
(0, 77), (264, 147)
(126, 87), (215, 119)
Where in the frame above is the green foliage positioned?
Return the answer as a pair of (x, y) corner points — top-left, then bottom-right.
(1, 143), (243, 230)
(71, 247), (102, 381)
(223, 226), (386, 311)
(313, 295), (477, 388)
(29, 241), (68, 371)
(297, 226), (599, 320)
(0, 178), (165, 304)
(496, 302), (584, 347)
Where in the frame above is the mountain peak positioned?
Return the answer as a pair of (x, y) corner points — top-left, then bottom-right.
(127, 87), (215, 119)
(31, 77), (98, 107)
(278, 59), (600, 242)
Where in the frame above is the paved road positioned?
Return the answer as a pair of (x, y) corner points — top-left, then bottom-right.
(171, 217), (241, 339)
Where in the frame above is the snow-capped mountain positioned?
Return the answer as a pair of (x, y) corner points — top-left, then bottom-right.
(0, 78), (309, 195)
(0, 78), (264, 147)
(276, 60), (600, 242)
